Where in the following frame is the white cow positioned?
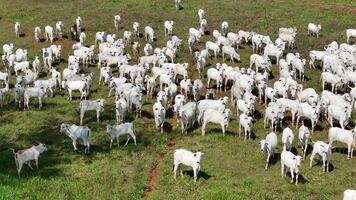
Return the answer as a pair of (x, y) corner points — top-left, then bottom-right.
(12, 143), (47, 175)
(328, 127), (356, 159)
(144, 26), (155, 42)
(79, 99), (105, 125)
(173, 149), (204, 182)
(24, 87), (48, 109)
(239, 113), (253, 140)
(222, 45), (240, 62)
(298, 125), (310, 159)
(259, 132), (278, 170)
(282, 127), (294, 151)
(153, 102), (166, 133)
(308, 23), (322, 38)
(34, 26), (41, 42)
(281, 150), (302, 185)
(310, 141), (332, 173)
(346, 29), (356, 44)
(343, 189), (356, 200)
(176, 102), (196, 134)
(106, 123), (137, 148)
(202, 108), (231, 136)
(114, 15), (121, 31)
(45, 25), (54, 43)
(59, 123), (91, 153)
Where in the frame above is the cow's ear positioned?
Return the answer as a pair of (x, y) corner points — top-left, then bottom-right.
(194, 153), (197, 157)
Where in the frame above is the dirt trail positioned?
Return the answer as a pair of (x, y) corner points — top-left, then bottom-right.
(144, 118), (176, 198)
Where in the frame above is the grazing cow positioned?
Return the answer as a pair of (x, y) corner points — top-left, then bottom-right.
(173, 149), (204, 182)
(79, 99), (105, 125)
(106, 123), (137, 148)
(12, 143), (47, 176)
(59, 123), (91, 154)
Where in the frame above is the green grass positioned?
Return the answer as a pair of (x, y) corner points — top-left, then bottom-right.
(0, 0), (356, 199)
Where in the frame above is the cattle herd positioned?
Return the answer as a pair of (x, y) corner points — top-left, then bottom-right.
(1, 1), (356, 198)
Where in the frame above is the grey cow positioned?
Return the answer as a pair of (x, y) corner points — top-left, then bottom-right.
(24, 87), (48, 109)
(106, 123), (137, 148)
(79, 99), (105, 125)
(12, 143), (48, 176)
(60, 123), (91, 153)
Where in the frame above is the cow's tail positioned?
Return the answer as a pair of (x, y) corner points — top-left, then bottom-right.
(10, 148), (19, 170)
(79, 101), (83, 112)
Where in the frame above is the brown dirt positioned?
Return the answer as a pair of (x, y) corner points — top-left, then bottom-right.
(144, 117), (176, 198)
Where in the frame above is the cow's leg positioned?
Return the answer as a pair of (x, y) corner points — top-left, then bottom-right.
(72, 140), (77, 151)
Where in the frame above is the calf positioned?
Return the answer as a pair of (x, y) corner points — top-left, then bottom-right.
(59, 123), (91, 153)
(79, 99), (105, 125)
(12, 143), (47, 176)
(281, 150), (302, 185)
(260, 132), (278, 170)
(106, 123), (137, 148)
(173, 149), (204, 182)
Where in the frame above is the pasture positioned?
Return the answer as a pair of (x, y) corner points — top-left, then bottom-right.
(0, 0), (356, 199)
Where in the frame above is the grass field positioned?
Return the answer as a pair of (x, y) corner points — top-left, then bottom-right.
(0, 0), (356, 199)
